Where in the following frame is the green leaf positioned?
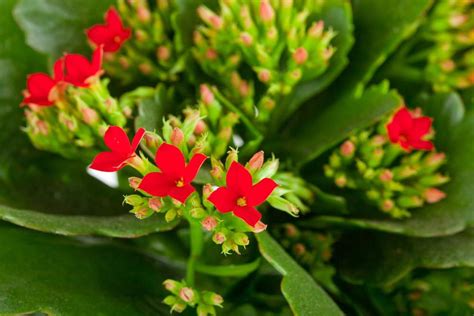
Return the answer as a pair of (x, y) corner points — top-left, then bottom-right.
(305, 93), (474, 237)
(14, 0), (114, 58)
(271, 83), (401, 167)
(336, 229), (474, 286)
(270, 0), (354, 128)
(133, 85), (173, 131)
(0, 223), (174, 315)
(256, 232), (343, 316)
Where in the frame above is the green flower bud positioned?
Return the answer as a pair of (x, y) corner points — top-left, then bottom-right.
(165, 209), (177, 222)
(124, 194), (144, 207)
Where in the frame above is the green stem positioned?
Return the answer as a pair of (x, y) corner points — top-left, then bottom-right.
(186, 220), (204, 286)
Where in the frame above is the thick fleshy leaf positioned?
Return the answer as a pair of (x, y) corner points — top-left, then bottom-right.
(14, 0), (115, 58)
(336, 229), (474, 286)
(0, 223), (176, 315)
(256, 232), (343, 315)
(305, 93), (474, 237)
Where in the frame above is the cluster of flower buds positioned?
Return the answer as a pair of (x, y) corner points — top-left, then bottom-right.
(391, 268), (474, 315)
(162, 279), (223, 315)
(324, 107), (449, 218)
(421, 0), (474, 91)
(86, 2), (185, 84)
(21, 48), (130, 160)
(193, 0), (335, 121)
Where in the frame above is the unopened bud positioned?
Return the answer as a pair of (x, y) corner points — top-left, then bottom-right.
(210, 158), (224, 179)
(441, 60), (455, 72)
(165, 209), (177, 222)
(212, 232), (226, 244)
(240, 32), (253, 46)
(163, 279), (181, 294)
(335, 175), (347, 187)
(293, 243), (306, 256)
(247, 151), (264, 172)
(144, 132), (162, 151)
(256, 158), (279, 179)
(206, 48), (218, 60)
(179, 287), (195, 303)
(308, 21), (324, 37)
(202, 291), (224, 306)
(171, 127), (184, 146)
(128, 177), (142, 189)
(259, 0), (274, 22)
(233, 232), (249, 246)
(203, 184), (213, 199)
(137, 6), (151, 22)
(148, 197), (162, 211)
(397, 195), (423, 208)
(225, 148), (239, 169)
(293, 47), (308, 65)
(222, 240), (239, 254)
(424, 152), (446, 168)
(258, 69), (271, 83)
(157, 46), (170, 62)
(381, 199), (394, 212)
(138, 62), (152, 74)
(379, 169), (393, 182)
(424, 188), (446, 203)
(133, 206), (152, 219)
(81, 107), (99, 125)
(119, 56), (130, 69)
(284, 224), (298, 237)
(340, 140), (355, 157)
(253, 221), (267, 233)
(201, 216), (218, 231)
(200, 84), (214, 105)
(190, 207), (206, 219)
(194, 120), (207, 134)
(450, 14), (467, 27)
(124, 194), (143, 206)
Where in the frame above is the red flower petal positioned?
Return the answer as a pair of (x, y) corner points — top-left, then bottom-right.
(226, 162), (253, 195)
(23, 73), (55, 106)
(247, 178), (278, 206)
(87, 8), (130, 52)
(106, 8), (125, 31)
(168, 184), (195, 203)
(131, 128), (146, 152)
(138, 172), (174, 197)
(394, 108), (413, 130)
(234, 206), (262, 227)
(410, 139), (434, 151)
(184, 153), (207, 182)
(104, 126), (132, 155)
(89, 151), (127, 172)
(410, 117), (432, 138)
(208, 187), (236, 213)
(53, 58), (64, 82)
(63, 49), (102, 87)
(154, 143), (186, 178)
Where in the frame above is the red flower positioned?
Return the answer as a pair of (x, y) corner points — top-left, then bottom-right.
(86, 8), (131, 53)
(208, 162), (278, 227)
(64, 48), (103, 87)
(138, 144), (207, 203)
(90, 126), (145, 172)
(386, 107), (434, 151)
(22, 59), (64, 106)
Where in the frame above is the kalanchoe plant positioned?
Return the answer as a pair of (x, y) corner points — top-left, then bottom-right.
(324, 106), (449, 218)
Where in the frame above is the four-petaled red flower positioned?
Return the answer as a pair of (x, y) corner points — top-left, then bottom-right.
(64, 47), (103, 87)
(90, 126), (145, 172)
(208, 162), (278, 227)
(22, 59), (64, 106)
(86, 8), (131, 53)
(138, 144), (207, 203)
(386, 107), (434, 151)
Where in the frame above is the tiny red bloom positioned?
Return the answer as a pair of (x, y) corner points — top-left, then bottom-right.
(86, 8), (131, 53)
(138, 144), (207, 203)
(22, 59), (64, 106)
(386, 107), (434, 151)
(208, 162), (278, 227)
(63, 47), (103, 87)
(90, 126), (145, 172)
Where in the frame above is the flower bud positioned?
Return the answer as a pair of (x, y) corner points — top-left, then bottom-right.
(201, 216), (217, 231)
(232, 232), (249, 246)
(202, 291), (224, 306)
(259, 0), (274, 22)
(246, 151), (264, 173)
(128, 177), (142, 190)
(253, 221), (267, 233)
(179, 287), (195, 303)
(206, 49), (218, 60)
(156, 46), (170, 62)
(397, 195), (423, 208)
(308, 21), (324, 37)
(293, 47), (308, 65)
(381, 199), (394, 212)
(212, 232), (226, 244)
(190, 207), (206, 219)
(210, 158), (224, 179)
(148, 197), (162, 211)
(424, 188), (446, 203)
(171, 127), (184, 146)
(133, 206), (153, 219)
(257, 69), (271, 83)
(194, 120), (207, 135)
(222, 240), (239, 254)
(81, 107), (99, 125)
(379, 169), (393, 182)
(293, 243), (306, 256)
(340, 140), (355, 157)
(137, 6), (151, 23)
(240, 32), (253, 46)
(200, 84), (214, 105)
(225, 148), (239, 169)
(138, 62), (152, 74)
(197, 304), (216, 316)
(419, 173), (450, 186)
(335, 175), (347, 188)
(163, 279), (181, 294)
(256, 158), (279, 179)
(202, 184), (213, 200)
(165, 209), (177, 222)
(144, 132), (162, 151)
(171, 302), (186, 313)
(124, 194), (143, 207)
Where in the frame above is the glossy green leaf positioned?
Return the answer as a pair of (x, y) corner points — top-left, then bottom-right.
(14, 0), (114, 58)
(256, 232), (343, 316)
(270, 0), (354, 128)
(305, 93), (474, 237)
(336, 229), (474, 286)
(271, 83), (401, 167)
(0, 223), (174, 315)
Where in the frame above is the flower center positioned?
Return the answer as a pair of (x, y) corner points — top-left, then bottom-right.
(175, 178), (184, 188)
(237, 197), (247, 207)
(113, 35), (121, 43)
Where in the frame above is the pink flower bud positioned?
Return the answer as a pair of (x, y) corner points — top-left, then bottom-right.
(424, 188), (446, 203)
(36, 120), (49, 135)
(201, 216), (217, 231)
(379, 169), (393, 182)
(203, 184), (213, 199)
(194, 120), (207, 135)
(381, 199), (394, 212)
(259, 0), (274, 22)
(258, 69), (271, 83)
(202, 292), (224, 306)
(128, 177), (142, 190)
(371, 135), (386, 146)
(119, 56), (130, 69)
(340, 140), (355, 157)
(163, 279), (180, 292)
(425, 152), (446, 166)
(308, 21), (324, 37)
(239, 81), (250, 97)
(449, 14), (467, 27)
(285, 224), (298, 237)
(441, 60), (455, 72)
(148, 197), (162, 211)
(247, 151), (264, 172)
(81, 107), (99, 125)
(210, 15), (223, 29)
(335, 176), (347, 187)
(240, 32), (253, 46)
(212, 232), (226, 244)
(293, 47), (308, 65)
(137, 6), (151, 22)
(138, 63), (152, 74)
(179, 287), (195, 302)
(206, 49), (218, 60)
(323, 47), (334, 60)
(253, 221), (267, 233)
(157, 46), (170, 62)
(200, 84), (214, 105)
(171, 127), (184, 146)
(293, 243), (306, 256)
